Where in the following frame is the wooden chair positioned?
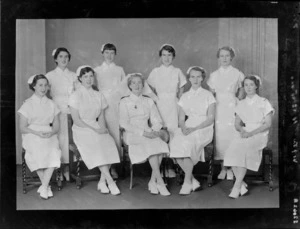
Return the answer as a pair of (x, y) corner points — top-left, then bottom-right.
(22, 148), (62, 194)
(245, 146), (274, 191)
(120, 127), (169, 189)
(68, 114), (100, 189)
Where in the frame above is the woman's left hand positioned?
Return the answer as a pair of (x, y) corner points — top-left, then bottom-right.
(240, 131), (252, 138)
(41, 131), (54, 138)
(183, 127), (197, 136)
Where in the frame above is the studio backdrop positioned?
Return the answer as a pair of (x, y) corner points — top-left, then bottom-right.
(15, 18), (278, 164)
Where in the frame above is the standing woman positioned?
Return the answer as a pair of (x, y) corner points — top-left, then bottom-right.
(94, 43), (126, 179)
(224, 75), (274, 198)
(69, 66), (120, 195)
(18, 74), (61, 199)
(207, 46), (245, 180)
(170, 67), (216, 195)
(46, 47), (78, 181)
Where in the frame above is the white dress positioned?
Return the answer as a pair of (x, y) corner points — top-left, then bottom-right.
(147, 65), (187, 136)
(94, 62), (126, 153)
(17, 94), (61, 172)
(119, 93), (169, 164)
(68, 85), (120, 169)
(207, 65), (244, 160)
(223, 94), (274, 171)
(46, 67), (78, 164)
(170, 87), (216, 165)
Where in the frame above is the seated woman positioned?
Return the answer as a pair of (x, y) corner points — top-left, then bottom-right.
(119, 73), (170, 196)
(170, 66), (216, 195)
(18, 74), (61, 200)
(68, 65), (121, 195)
(224, 75), (274, 199)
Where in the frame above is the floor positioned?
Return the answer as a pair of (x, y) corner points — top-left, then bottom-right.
(16, 164), (279, 210)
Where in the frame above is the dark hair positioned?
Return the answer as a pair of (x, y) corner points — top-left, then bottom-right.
(102, 43), (117, 54)
(127, 74), (145, 90)
(217, 46), (235, 60)
(53, 47), (71, 63)
(159, 45), (176, 58)
(242, 75), (260, 92)
(187, 67), (206, 81)
(29, 74), (49, 91)
(77, 67), (95, 83)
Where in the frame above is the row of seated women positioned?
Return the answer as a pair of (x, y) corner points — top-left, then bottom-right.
(18, 44), (274, 200)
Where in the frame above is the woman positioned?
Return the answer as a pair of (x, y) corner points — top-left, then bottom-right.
(46, 47), (78, 181)
(207, 46), (245, 180)
(170, 66), (216, 195)
(18, 74), (61, 199)
(68, 65), (120, 195)
(119, 73), (170, 196)
(223, 75), (274, 198)
(147, 44), (187, 177)
(94, 43), (126, 179)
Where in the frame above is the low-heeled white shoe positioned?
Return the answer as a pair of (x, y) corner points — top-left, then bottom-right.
(226, 169), (234, 180)
(39, 186), (48, 200)
(192, 178), (201, 191)
(217, 169), (227, 180)
(242, 181), (248, 188)
(47, 186), (53, 198)
(167, 169), (176, 178)
(97, 181), (110, 194)
(37, 186), (42, 193)
(148, 181), (159, 195)
(111, 168), (119, 179)
(228, 187), (240, 199)
(156, 182), (171, 196)
(108, 181), (121, 195)
(179, 182), (193, 195)
(240, 183), (248, 196)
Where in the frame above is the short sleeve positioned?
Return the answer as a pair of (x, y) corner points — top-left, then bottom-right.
(234, 101), (242, 117)
(68, 92), (79, 109)
(237, 71), (245, 88)
(207, 92), (216, 105)
(120, 67), (126, 81)
(17, 101), (31, 119)
(178, 69), (187, 88)
(100, 93), (108, 110)
(147, 69), (156, 88)
(177, 94), (186, 108)
(263, 99), (275, 117)
(207, 73), (215, 90)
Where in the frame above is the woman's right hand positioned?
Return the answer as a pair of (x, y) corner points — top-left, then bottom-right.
(36, 131), (51, 138)
(94, 128), (108, 135)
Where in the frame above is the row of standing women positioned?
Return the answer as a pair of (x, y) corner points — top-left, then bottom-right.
(18, 43), (274, 200)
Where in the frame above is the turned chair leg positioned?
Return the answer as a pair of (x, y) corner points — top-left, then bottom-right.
(129, 162), (133, 190)
(208, 154), (213, 187)
(56, 167), (62, 191)
(268, 149), (274, 191)
(76, 154), (82, 189)
(22, 150), (27, 194)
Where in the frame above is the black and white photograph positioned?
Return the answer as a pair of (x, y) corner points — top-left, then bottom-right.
(1, 0), (299, 228)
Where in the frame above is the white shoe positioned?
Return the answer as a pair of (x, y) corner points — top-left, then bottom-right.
(226, 169), (234, 180)
(148, 181), (159, 195)
(111, 168), (119, 179)
(39, 186), (48, 200)
(240, 183), (248, 196)
(179, 182), (193, 195)
(156, 182), (171, 196)
(228, 187), (240, 199)
(168, 169), (176, 178)
(47, 186), (53, 198)
(97, 181), (110, 194)
(37, 185), (42, 193)
(192, 178), (201, 191)
(242, 181), (248, 188)
(108, 181), (121, 195)
(217, 169), (227, 180)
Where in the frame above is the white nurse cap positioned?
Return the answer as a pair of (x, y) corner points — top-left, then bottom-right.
(76, 65), (93, 76)
(250, 74), (262, 86)
(186, 66), (205, 75)
(27, 74), (37, 84)
(52, 49), (57, 57)
(159, 43), (175, 51)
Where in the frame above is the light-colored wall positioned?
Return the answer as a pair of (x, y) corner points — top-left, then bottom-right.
(16, 18), (278, 164)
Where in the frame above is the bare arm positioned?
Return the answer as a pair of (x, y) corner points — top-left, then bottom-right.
(194, 103), (216, 130)
(237, 87), (245, 100)
(19, 114), (43, 137)
(178, 86), (185, 99)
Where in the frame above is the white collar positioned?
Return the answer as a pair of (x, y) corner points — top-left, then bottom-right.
(102, 62), (116, 68)
(160, 64), (174, 70)
(245, 94), (259, 104)
(219, 65), (233, 73)
(55, 67), (69, 74)
(129, 92), (143, 102)
(32, 93), (48, 104)
(188, 87), (203, 96)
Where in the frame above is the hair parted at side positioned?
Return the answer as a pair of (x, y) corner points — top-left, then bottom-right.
(101, 43), (117, 54)
(217, 46), (235, 60)
(28, 74), (49, 91)
(53, 47), (71, 61)
(159, 44), (176, 57)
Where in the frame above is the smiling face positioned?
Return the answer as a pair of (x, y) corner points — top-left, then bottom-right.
(103, 49), (115, 64)
(129, 76), (144, 96)
(161, 50), (173, 66)
(244, 78), (257, 96)
(55, 51), (69, 69)
(218, 49), (232, 67)
(189, 69), (203, 89)
(34, 78), (49, 97)
(80, 71), (94, 89)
